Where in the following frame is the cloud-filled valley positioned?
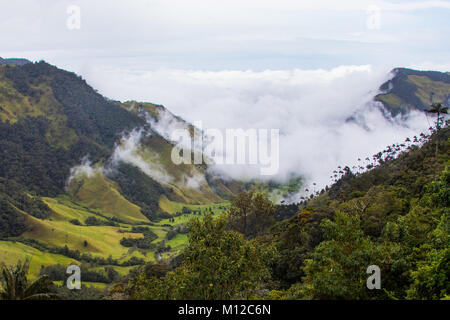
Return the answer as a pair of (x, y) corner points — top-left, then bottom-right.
(81, 65), (431, 199)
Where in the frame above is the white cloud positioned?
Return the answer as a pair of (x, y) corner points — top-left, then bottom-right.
(66, 155), (103, 188)
(109, 129), (173, 184)
(80, 64), (431, 199)
(381, 0), (450, 11)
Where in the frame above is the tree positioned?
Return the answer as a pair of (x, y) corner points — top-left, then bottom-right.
(130, 214), (276, 299)
(298, 211), (385, 300)
(426, 103), (448, 132)
(0, 259), (57, 300)
(426, 103), (448, 155)
(405, 168), (450, 299)
(227, 190), (275, 238)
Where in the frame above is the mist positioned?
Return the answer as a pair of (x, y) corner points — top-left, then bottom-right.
(81, 65), (430, 195)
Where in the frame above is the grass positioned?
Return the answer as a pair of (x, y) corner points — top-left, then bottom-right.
(0, 240), (76, 279)
(21, 209), (143, 259)
(43, 196), (110, 224)
(166, 233), (188, 250)
(376, 92), (402, 105)
(91, 265), (135, 277)
(408, 75), (450, 107)
(68, 171), (149, 224)
(1, 194), (228, 281)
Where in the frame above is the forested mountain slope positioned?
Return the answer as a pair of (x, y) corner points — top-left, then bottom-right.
(0, 61), (238, 276)
(267, 126), (449, 299)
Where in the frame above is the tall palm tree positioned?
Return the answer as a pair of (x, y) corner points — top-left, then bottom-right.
(0, 258), (57, 300)
(425, 103), (448, 156)
(426, 103), (448, 131)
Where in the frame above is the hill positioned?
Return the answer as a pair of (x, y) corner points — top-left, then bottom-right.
(0, 61), (448, 295)
(375, 68), (450, 115)
(266, 126), (449, 299)
(0, 61), (237, 279)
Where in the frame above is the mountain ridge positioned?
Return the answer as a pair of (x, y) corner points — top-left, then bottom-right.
(0, 57), (31, 66)
(376, 67), (450, 115)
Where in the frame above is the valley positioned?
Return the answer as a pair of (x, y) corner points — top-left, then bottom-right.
(0, 59), (448, 298)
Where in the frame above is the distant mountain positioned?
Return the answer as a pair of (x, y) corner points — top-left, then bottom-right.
(0, 57), (31, 66)
(375, 68), (450, 116)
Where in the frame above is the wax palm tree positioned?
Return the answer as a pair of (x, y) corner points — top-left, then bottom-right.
(425, 103), (448, 156)
(0, 258), (57, 300)
(426, 103), (448, 131)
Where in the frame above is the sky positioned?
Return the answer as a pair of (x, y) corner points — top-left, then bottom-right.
(1, 0), (449, 71)
(1, 0), (448, 195)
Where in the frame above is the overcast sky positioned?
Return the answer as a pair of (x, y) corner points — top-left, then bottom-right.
(1, 0), (449, 72)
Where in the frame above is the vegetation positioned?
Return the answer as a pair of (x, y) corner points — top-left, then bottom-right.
(375, 68), (450, 115)
(115, 125), (449, 300)
(0, 258), (56, 300)
(227, 190), (276, 238)
(0, 61), (448, 300)
(128, 214), (276, 299)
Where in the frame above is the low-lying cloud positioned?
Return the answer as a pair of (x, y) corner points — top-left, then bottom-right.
(83, 65), (430, 196)
(109, 128), (173, 184)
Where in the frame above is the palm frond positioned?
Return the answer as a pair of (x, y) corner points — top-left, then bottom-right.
(24, 275), (53, 298)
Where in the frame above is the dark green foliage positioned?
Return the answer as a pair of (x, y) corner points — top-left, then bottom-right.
(0, 61), (144, 198)
(227, 190), (275, 238)
(266, 128), (450, 299)
(120, 228), (158, 249)
(0, 178), (52, 237)
(166, 229), (177, 240)
(0, 117), (72, 196)
(0, 115), (111, 197)
(84, 216), (101, 226)
(69, 219), (82, 226)
(4, 61), (144, 149)
(270, 206), (334, 288)
(0, 258), (56, 300)
(129, 226), (151, 233)
(83, 216), (118, 227)
(48, 65), (144, 148)
(0, 199), (27, 237)
(40, 263), (120, 284)
(53, 284), (104, 300)
(181, 206), (191, 214)
(129, 214), (275, 300)
(274, 202), (299, 221)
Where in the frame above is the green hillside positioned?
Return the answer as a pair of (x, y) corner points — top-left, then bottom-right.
(376, 68), (450, 115)
(0, 61), (240, 286)
(1, 61), (447, 298)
